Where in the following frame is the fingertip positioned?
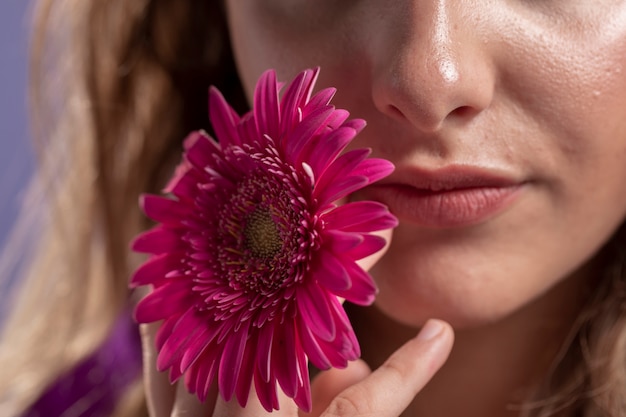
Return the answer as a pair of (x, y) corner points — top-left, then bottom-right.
(415, 319), (454, 343)
(408, 319), (454, 375)
(309, 359), (372, 416)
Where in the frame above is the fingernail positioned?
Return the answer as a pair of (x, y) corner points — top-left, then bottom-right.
(416, 319), (444, 341)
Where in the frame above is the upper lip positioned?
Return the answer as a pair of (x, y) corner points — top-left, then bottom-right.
(377, 164), (522, 192)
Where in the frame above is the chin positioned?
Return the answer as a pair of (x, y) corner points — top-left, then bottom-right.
(372, 288), (515, 330)
(369, 259), (545, 330)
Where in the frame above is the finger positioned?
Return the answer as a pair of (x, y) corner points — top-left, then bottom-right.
(307, 359), (371, 417)
(321, 319), (454, 417)
(356, 228), (393, 272)
(170, 380), (217, 417)
(140, 322), (176, 417)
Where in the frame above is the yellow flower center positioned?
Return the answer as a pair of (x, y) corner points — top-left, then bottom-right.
(244, 207), (282, 258)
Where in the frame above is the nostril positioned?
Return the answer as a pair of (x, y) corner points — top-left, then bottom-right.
(449, 105), (475, 119)
(388, 104), (406, 120)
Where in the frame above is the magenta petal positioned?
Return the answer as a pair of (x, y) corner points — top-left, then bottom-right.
(305, 126), (356, 178)
(272, 321), (298, 398)
(315, 175), (369, 209)
(293, 351), (312, 412)
(315, 148), (370, 189)
(311, 249), (351, 293)
(285, 106), (335, 162)
(345, 234), (388, 260)
(155, 315), (178, 350)
(332, 261), (378, 306)
(323, 229), (364, 253)
(323, 201), (398, 232)
(185, 134), (222, 172)
(254, 70), (281, 141)
(341, 118), (367, 134)
(180, 322), (223, 371)
(131, 226), (183, 254)
(235, 342), (257, 407)
(302, 87), (336, 117)
(324, 108), (350, 130)
(297, 316), (331, 370)
(351, 158), (396, 184)
(130, 252), (182, 287)
(156, 308), (201, 371)
(280, 68), (319, 128)
(344, 210), (398, 233)
(256, 322), (274, 383)
(254, 368), (278, 412)
(194, 347), (220, 402)
(134, 280), (191, 323)
(279, 71), (307, 136)
(140, 194), (190, 225)
(296, 284), (336, 342)
(165, 168), (203, 202)
(218, 321), (249, 401)
(209, 86), (241, 147)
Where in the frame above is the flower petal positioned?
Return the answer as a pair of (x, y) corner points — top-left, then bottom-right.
(235, 341), (257, 407)
(302, 87), (336, 118)
(272, 320), (298, 398)
(218, 321), (250, 402)
(185, 133), (223, 173)
(140, 194), (191, 225)
(254, 368), (279, 412)
(310, 249), (351, 293)
(296, 284), (336, 342)
(129, 252), (182, 287)
(134, 280), (191, 323)
(315, 175), (369, 209)
(323, 201), (398, 233)
(293, 351), (312, 412)
(297, 316), (331, 370)
(304, 126), (356, 178)
(157, 307), (200, 372)
(285, 105), (335, 163)
(256, 321), (274, 383)
(254, 70), (281, 141)
(209, 86), (242, 147)
(314, 149), (370, 194)
(323, 229), (364, 253)
(332, 260), (378, 306)
(131, 226), (183, 254)
(351, 158), (396, 184)
(192, 347), (220, 402)
(346, 233), (388, 260)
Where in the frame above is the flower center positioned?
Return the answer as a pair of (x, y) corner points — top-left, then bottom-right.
(244, 207), (282, 258)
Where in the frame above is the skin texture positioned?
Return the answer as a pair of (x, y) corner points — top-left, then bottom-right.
(225, 0), (626, 328)
(143, 1), (626, 416)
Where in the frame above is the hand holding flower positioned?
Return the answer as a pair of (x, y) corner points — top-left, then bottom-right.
(131, 68), (448, 416)
(140, 317), (453, 416)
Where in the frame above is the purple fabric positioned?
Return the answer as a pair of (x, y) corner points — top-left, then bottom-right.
(23, 310), (142, 417)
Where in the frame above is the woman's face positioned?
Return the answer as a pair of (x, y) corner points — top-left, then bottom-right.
(224, 1), (626, 328)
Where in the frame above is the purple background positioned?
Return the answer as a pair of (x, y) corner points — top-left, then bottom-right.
(0, 0), (34, 251)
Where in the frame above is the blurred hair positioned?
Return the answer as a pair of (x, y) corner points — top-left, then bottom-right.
(0, 0), (244, 415)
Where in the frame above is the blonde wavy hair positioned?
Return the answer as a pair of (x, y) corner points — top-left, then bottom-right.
(0, 1), (624, 416)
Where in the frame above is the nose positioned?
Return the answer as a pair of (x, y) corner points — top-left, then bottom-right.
(370, 0), (495, 133)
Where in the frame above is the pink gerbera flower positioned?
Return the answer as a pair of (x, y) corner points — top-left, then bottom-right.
(130, 68), (398, 412)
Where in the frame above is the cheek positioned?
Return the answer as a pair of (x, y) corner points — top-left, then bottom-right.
(225, 2), (328, 99)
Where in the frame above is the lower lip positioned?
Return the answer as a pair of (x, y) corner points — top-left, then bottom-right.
(363, 184), (523, 228)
